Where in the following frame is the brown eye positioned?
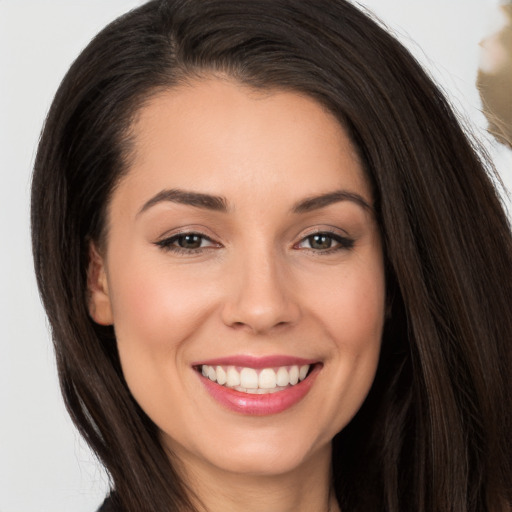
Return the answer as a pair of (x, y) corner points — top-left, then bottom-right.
(155, 232), (218, 252)
(296, 231), (355, 252)
(177, 234), (203, 249)
(308, 234), (333, 250)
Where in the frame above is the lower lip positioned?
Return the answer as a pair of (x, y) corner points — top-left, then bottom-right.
(198, 365), (320, 416)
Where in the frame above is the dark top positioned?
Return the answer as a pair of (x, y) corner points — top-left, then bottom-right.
(97, 495), (117, 512)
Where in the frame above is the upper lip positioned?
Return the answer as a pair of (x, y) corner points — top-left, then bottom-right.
(192, 355), (319, 369)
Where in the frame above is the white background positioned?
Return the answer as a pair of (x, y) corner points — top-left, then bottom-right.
(1, 1), (511, 511)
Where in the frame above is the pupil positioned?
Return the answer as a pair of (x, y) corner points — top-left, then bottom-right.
(179, 234), (202, 249)
(310, 234), (331, 250)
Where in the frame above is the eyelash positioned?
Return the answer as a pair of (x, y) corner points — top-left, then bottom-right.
(155, 230), (355, 255)
(295, 231), (355, 253)
(155, 232), (219, 254)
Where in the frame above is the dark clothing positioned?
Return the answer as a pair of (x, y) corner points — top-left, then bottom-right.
(97, 495), (118, 512)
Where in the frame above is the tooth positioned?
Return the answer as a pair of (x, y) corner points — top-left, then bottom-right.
(289, 365), (299, 385)
(207, 366), (217, 382)
(203, 363), (310, 389)
(216, 366), (227, 385)
(226, 366), (241, 387)
(299, 365), (310, 381)
(276, 367), (289, 387)
(259, 368), (277, 389)
(240, 368), (258, 388)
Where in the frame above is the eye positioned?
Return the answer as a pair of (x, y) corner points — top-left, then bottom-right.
(174, 233), (209, 249)
(155, 232), (219, 253)
(296, 232), (354, 252)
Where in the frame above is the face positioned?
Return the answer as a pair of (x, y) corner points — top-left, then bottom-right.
(89, 78), (386, 480)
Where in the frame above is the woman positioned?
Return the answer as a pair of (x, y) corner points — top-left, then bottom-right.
(31, 0), (512, 511)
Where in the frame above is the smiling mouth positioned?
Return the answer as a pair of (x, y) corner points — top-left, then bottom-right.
(195, 364), (316, 394)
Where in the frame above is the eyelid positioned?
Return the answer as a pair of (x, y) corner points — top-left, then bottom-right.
(297, 225), (351, 240)
(155, 224), (220, 242)
(293, 227), (355, 252)
(154, 228), (222, 253)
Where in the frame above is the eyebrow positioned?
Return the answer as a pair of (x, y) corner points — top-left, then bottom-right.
(292, 190), (372, 214)
(137, 188), (372, 216)
(138, 189), (228, 216)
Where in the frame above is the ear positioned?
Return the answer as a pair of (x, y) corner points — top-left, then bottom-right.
(87, 242), (114, 325)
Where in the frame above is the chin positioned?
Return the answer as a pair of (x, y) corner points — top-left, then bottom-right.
(168, 419), (336, 479)
(205, 441), (324, 477)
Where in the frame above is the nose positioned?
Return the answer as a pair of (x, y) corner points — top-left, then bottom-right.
(220, 249), (301, 335)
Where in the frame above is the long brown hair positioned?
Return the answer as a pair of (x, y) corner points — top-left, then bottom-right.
(31, 1), (512, 510)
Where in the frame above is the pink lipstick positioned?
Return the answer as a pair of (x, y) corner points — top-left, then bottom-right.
(193, 356), (321, 415)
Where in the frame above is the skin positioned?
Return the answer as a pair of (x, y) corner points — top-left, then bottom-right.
(88, 77), (386, 512)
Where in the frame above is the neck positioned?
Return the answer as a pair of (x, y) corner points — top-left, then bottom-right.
(174, 443), (340, 512)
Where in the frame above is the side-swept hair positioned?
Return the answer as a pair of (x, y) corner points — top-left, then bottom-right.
(31, 1), (512, 510)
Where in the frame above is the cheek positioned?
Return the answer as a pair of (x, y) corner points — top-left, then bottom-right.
(315, 272), (385, 432)
(310, 262), (386, 350)
(106, 257), (221, 423)
(305, 254), (385, 414)
(106, 253), (220, 398)
(109, 257), (213, 346)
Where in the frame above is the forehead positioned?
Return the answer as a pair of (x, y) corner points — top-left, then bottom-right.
(114, 77), (371, 215)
